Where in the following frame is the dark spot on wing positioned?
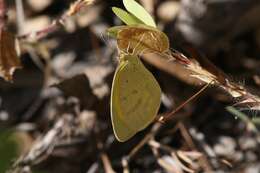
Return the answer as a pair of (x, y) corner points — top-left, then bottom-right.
(132, 89), (138, 94)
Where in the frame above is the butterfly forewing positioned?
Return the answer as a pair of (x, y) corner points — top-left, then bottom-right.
(117, 25), (169, 55)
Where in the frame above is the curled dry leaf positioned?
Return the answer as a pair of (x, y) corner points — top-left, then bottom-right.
(0, 29), (21, 81)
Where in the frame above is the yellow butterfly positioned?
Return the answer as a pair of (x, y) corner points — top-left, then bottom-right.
(108, 24), (168, 142)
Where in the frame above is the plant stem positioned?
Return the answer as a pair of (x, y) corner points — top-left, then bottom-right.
(18, 0), (94, 41)
(0, 0), (7, 29)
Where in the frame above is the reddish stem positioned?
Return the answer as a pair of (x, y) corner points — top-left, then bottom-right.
(0, 0), (6, 29)
(18, 0), (93, 41)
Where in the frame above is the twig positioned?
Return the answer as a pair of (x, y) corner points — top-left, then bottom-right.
(149, 139), (184, 173)
(178, 123), (213, 173)
(96, 136), (116, 173)
(125, 122), (161, 161)
(100, 152), (116, 173)
(158, 81), (212, 123)
(14, 118), (65, 166)
(18, 0), (95, 41)
(121, 157), (130, 173)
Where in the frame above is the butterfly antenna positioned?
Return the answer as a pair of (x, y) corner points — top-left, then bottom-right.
(100, 33), (113, 49)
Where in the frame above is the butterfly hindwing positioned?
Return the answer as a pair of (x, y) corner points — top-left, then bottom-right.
(111, 55), (161, 142)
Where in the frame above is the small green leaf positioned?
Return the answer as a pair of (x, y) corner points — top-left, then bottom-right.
(123, 0), (156, 28)
(226, 106), (257, 132)
(0, 130), (18, 172)
(112, 7), (144, 26)
(107, 25), (125, 38)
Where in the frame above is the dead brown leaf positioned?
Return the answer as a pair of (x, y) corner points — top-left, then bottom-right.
(0, 29), (21, 81)
(53, 74), (98, 109)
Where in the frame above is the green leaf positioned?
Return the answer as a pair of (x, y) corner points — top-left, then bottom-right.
(107, 25), (125, 38)
(112, 7), (144, 26)
(123, 0), (156, 28)
(226, 106), (258, 132)
(0, 130), (18, 172)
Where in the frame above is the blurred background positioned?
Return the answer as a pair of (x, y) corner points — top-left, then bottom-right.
(0, 0), (260, 172)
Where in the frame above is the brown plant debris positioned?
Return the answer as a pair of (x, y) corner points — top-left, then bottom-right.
(0, 30), (21, 81)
